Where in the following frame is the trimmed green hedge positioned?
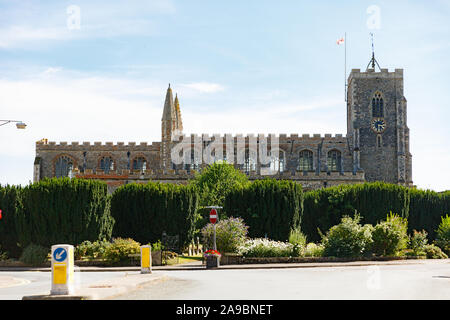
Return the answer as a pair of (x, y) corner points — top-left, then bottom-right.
(0, 178), (113, 256)
(0, 185), (22, 258)
(17, 178), (114, 248)
(409, 189), (450, 240)
(110, 182), (199, 247)
(303, 183), (448, 243)
(224, 179), (303, 241)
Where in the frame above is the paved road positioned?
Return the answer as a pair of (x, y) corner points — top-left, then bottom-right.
(113, 262), (450, 300)
(0, 270), (130, 300)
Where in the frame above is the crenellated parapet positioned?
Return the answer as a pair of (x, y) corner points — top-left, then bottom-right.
(36, 140), (161, 152)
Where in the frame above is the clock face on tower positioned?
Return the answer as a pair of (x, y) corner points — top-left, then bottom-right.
(371, 118), (386, 133)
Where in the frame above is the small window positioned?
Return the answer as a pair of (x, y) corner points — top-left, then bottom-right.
(377, 135), (382, 148)
(327, 150), (342, 172)
(133, 157), (147, 171)
(55, 156), (74, 178)
(100, 156), (114, 174)
(298, 150), (314, 171)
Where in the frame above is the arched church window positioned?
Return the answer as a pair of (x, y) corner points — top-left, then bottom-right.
(133, 156), (147, 171)
(372, 91), (384, 118)
(327, 150), (342, 172)
(298, 150), (314, 171)
(55, 156), (74, 178)
(100, 156), (114, 174)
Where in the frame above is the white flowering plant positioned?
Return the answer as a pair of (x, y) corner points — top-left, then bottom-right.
(237, 238), (296, 257)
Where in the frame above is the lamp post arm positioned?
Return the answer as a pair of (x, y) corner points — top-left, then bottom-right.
(0, 120), (20, 126)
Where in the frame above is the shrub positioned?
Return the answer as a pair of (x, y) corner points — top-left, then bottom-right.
(409, 230), (428, 256)
(201, 217), (248, 253)
(75, 239), (111, 260)
(103, 238), (141, 264)
(322, 214), (373, 258)
(0, 246), (8, 261)
(302, 182), (410, 243)
(304, 243), (324, 257)
(190, 162), (249, 209)
(289, 228), (307, 257)
(289, 228), (307, 247)
(238, 238), (294, 257)
(19, 244), (49, 266)
(423, 244), (448, 259)
(151, 240), (163, 252)
(370, 213), (409, 256)
(435, 215), (450, 255)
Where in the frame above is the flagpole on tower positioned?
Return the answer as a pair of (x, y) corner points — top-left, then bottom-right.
(344, 32), (347, 103)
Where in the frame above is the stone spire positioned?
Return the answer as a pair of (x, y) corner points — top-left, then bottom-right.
(162, 84), (175, 121)
(174, 93), (183, 133)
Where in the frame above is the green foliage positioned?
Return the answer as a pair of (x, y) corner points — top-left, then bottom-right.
(435, 214), (450, 254)
(322, 214), (373, 258)
(201, 217), (248, 253)
(111, 182), (199, 247)
(237, 238), (295, 257)
(16, 178), (114, 249)
(423, 244), (448, 259)
(0, 185), (22, 258)
(302, 182), (410, 242)
(19, 244), (50, 266)
(74, 239), (111, 260)
(190, 162), (249, 208)
(370, 213), (409, 256)
(103, 238), (141, 264)
(0, 246), (8, 261)
(151, 240), (163, 252)
(288, 227), (307, 250)
(288, 228), (307, 258)
(224, 179), (303, 241)
(304, 243), (324, 257)
(409, 189), (450, 240)
(409, 230), (428, 256)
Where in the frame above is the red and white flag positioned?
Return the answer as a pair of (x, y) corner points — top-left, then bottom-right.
(337, 37), (345, 45)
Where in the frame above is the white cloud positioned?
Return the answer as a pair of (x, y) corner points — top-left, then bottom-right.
(181, 82), (225, 93)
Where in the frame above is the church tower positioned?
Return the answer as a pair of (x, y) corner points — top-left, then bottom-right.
(347, 57), (412, 186)
(161, 84), (183, 170)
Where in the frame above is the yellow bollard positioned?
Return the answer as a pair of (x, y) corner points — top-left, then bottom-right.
(51, 244), (74, 295)
(140, 245), (152, 274)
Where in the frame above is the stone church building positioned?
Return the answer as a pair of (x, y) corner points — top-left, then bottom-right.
(33, 62), (413, 193)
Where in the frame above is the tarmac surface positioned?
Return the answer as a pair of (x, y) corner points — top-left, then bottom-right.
(0, 259), (448, 300)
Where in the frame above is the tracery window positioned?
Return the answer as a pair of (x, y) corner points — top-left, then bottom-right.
(372, 91), (384, 118)
(132, 156), (147, 171)
(327, 150), (342, 172)
(55, 156), (74, 178)
(298, 150), (314, 171)
(100, 156), (114, 174)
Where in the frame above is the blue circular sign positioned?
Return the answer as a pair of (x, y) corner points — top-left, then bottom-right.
(53, 248), (67, 262)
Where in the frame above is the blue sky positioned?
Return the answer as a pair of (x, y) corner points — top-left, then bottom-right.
(0, 0), (449, 191)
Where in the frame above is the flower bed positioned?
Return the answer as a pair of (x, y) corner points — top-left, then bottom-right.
(219, 254), (427, 265)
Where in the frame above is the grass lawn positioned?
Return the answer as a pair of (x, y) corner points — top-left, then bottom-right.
(166, 253), (203, 265)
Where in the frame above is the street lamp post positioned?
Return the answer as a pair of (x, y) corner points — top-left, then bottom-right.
(0, 120), (27, 129)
